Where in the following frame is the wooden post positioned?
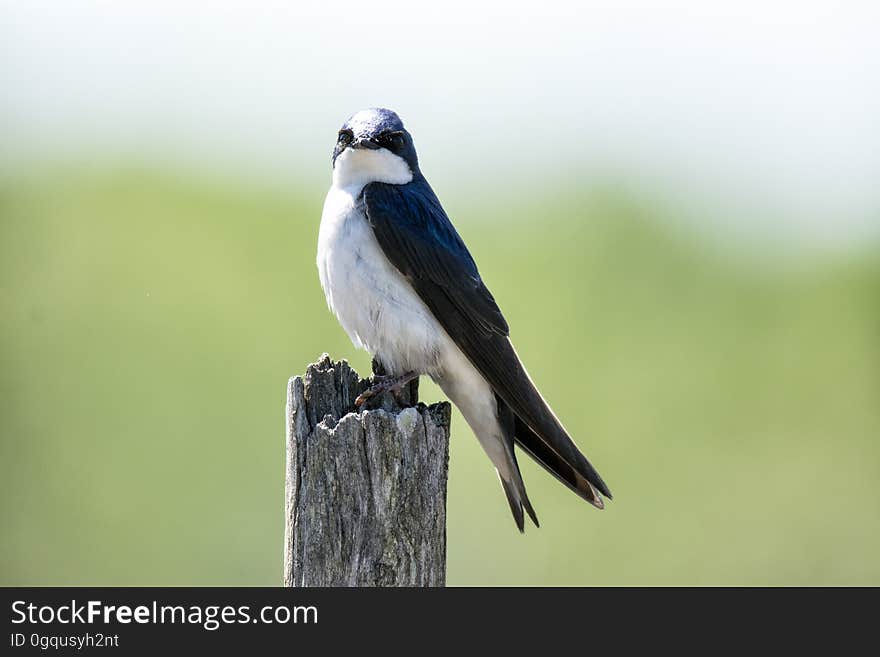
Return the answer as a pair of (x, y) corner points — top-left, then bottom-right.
(283, 354), (451, 587)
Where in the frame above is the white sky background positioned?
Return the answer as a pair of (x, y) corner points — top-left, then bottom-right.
(2, 0), (879, 249)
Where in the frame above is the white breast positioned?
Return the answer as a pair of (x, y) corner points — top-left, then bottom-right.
(317, 181), (444, 377)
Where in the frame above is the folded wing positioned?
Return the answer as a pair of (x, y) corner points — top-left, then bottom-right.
(362, 179), (612, 511)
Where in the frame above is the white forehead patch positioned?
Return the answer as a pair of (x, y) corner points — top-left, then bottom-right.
(332, 147), (413, 192)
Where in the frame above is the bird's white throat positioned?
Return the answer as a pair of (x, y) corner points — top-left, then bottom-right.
(332, 147), (413, 192)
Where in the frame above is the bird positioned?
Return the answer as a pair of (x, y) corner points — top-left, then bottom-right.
(317, 107), (611, 531)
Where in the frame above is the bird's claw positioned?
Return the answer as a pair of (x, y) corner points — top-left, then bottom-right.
(354, 371), (418, 409)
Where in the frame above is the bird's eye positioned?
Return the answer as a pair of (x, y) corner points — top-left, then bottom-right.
(338, 130), (353, 146)
(378, 131), (403, 149)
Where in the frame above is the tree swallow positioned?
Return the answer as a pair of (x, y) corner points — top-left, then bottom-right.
(317, 108), (611, 531)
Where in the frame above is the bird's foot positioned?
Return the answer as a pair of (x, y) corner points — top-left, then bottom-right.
(355, 371), (419, 409)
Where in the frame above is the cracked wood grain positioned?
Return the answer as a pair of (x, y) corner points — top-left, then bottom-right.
(283, 354), (451, 587)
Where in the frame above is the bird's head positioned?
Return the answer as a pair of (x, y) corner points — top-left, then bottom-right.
(331, 108), (419, 190)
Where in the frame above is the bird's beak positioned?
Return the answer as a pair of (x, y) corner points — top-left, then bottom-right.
(350, 137), (381, 150)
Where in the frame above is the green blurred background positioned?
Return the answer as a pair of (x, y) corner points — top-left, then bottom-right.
(2, 2), (879, 585)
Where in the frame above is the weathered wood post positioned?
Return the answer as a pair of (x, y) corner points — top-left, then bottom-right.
(283, 354), (451, 587)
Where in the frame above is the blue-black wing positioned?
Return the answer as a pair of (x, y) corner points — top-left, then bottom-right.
(363, 179), (508, 337)
(362, 179), (612, 513)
